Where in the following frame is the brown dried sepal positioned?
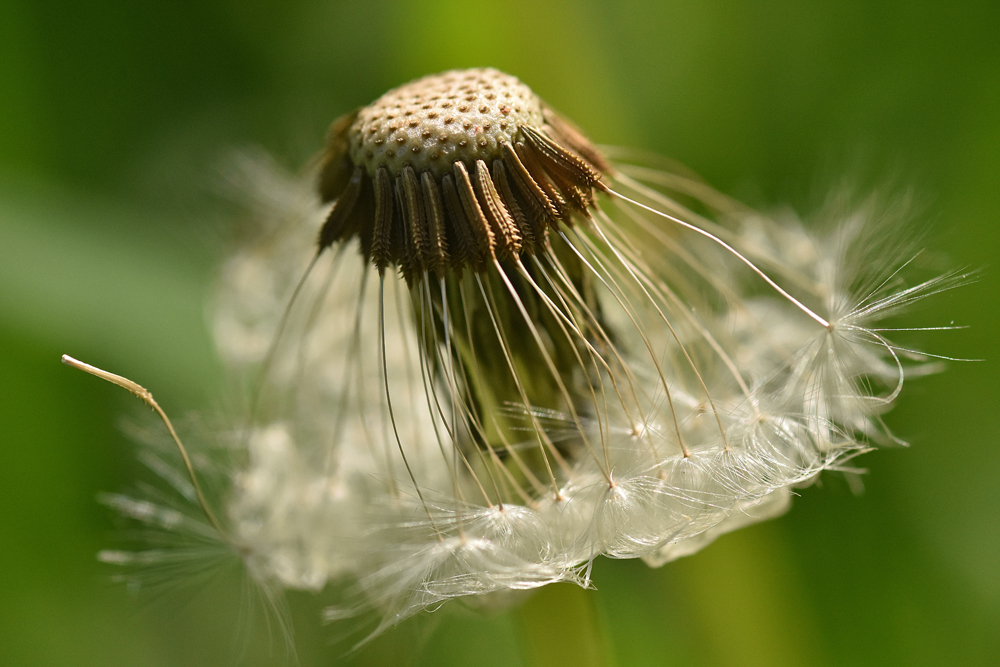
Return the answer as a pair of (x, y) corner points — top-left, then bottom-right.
(316, 77), (610, 279)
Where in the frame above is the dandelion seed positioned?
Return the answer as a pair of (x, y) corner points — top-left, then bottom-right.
(74, 68), (965, 639)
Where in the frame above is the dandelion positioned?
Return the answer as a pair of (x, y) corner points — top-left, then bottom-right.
(67, 68), (964, 639)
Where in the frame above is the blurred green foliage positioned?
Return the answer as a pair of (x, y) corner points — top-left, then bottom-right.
(1, 1), (997, 665)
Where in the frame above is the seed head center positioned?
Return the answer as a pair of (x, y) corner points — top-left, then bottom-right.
(349, 68), (545, 178)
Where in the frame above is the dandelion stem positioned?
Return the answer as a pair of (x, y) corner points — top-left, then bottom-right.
(60, 354), (230, 542)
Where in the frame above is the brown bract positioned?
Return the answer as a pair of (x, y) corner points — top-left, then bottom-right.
(316, 68), (611, 279)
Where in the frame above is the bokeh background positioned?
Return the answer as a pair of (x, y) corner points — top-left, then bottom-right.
(2, 1), (998, 665)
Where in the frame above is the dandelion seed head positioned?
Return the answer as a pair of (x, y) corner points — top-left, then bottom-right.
(81, 68), (965, 640)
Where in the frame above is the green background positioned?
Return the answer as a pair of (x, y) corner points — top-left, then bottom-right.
(2, 1), (997, 665)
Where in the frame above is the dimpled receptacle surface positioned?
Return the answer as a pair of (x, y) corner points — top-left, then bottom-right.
(349, 68), (544, 178)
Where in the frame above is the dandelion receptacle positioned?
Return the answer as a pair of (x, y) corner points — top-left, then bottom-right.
(69, 68), (964, 638)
